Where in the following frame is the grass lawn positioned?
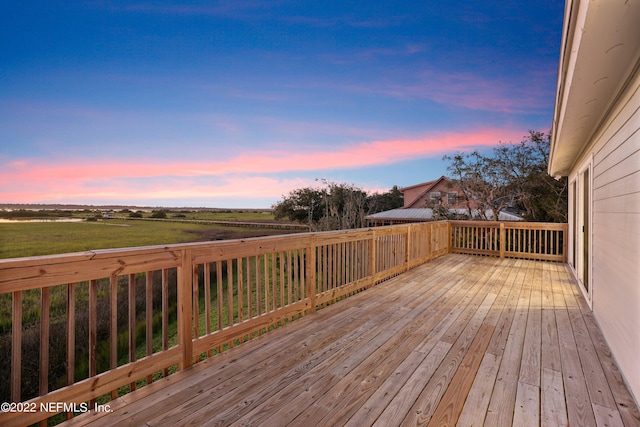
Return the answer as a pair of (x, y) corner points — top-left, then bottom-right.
(0, 219), (286, 259)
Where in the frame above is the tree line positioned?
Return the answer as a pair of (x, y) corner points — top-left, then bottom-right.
(272, 183), (404, 231)
(272, 131), (568, 230)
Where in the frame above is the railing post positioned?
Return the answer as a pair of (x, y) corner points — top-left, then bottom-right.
(369, 229), (377, 282)
(405, 224), (411, 271)
(446, 221), (452, 253)
(428, 222), (434, 260)
(499, 223), (506, 259)
(306, 236), (317, 313)
(177, 249), (193, 370)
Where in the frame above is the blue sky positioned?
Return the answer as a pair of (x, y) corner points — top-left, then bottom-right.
(1, 1), (565, 208)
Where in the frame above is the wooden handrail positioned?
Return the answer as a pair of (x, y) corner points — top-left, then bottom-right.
(0, 220), (564, 426)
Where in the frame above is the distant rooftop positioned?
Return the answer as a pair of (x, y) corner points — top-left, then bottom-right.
(366, 208), (523, 222)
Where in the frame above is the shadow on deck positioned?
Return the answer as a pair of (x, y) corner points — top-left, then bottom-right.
(59, 254), (640, 426)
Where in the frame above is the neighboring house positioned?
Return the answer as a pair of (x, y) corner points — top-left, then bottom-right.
(400, 176), (476, 210)
(549, 0), (640, 402)
(366, 176), (520, 226)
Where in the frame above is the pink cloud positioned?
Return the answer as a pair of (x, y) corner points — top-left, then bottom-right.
(1, 127), (524, 204)
(333, 68), (554, 114)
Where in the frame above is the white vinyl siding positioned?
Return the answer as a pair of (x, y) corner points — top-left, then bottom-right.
(587, 70), (640, 400)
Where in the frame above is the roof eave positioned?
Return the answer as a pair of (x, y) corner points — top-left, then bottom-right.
(549, 0), (640, 177)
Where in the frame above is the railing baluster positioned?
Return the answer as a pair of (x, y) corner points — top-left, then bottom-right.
(255, 255), (262, 316)
(12, 290), (22, 403)
(128, 274), (136, 391)
(279, 253), (284, 309)
(110, 275), (118, 398)
(247, 257), (253, 320)
(39, 287), (50, 401)
(145, 272), (153, 379)
(66, 283), (75, 387)
(217, 261), (224, 346)
(193, 265), (200, 350)
(227, 260), (234, 347)
(89, 279), (97, 404)
(162, 269), (169, 376)
(204, 263), (212, 355)
(307, 241), (316, 313)
(263, 254), (269, 314)
(271, 252), (277, 311)
(287, 251), (292, 307)
(238, 257), (244, 324)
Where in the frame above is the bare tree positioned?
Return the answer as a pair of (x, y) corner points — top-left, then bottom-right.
(444, 131), (568, 222)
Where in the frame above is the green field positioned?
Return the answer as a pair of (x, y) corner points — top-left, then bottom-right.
(0, 218), (295, 259)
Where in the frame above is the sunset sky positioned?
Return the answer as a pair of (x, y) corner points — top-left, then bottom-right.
(1, 1), (565, 208)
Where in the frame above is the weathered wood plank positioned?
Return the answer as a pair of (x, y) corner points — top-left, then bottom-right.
(519, 261), (542, 388)
(513, 381), (540, 427)
(556, 305), (597, 426)
(394, 266), (503, 425)
(427, 324), (495, 426)
(541, 367), (568, 427)
(592, 403), (625, 427)
(456, 352), (500, 427)
(484, 261), (532, 426)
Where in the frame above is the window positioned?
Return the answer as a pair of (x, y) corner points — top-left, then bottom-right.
(447, 192), (457, 205)
(430, 192), (441, 204)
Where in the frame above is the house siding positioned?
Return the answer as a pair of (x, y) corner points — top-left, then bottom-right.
(584, 69), (640, 400)
(402, 178), (474, 210)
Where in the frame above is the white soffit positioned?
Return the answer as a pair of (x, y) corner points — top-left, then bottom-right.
(549, 0), (640, 177)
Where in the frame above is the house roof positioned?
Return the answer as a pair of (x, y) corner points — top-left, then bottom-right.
(549, 0), (640, 177)
(365, 208), (523, 222)
(401, 176), (450, 208)
(366, 208), (435, 221)
(398, 178), (438, 192)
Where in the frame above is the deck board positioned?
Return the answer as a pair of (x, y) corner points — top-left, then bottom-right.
(65, 254), (640, 427)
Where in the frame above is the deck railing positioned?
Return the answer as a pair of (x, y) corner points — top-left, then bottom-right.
(450, 220), (568, 262)
(0, 220), (563, 426)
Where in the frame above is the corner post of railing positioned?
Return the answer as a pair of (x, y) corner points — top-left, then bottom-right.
(306, 235), (317, 313)
(177, 248), (194, 370)
(562, 223), (569, 263)
(446, 221), (452, 254)
(499, 223), (506, 259)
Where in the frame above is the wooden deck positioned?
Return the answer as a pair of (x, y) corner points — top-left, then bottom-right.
(66, 254), (640, 427)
